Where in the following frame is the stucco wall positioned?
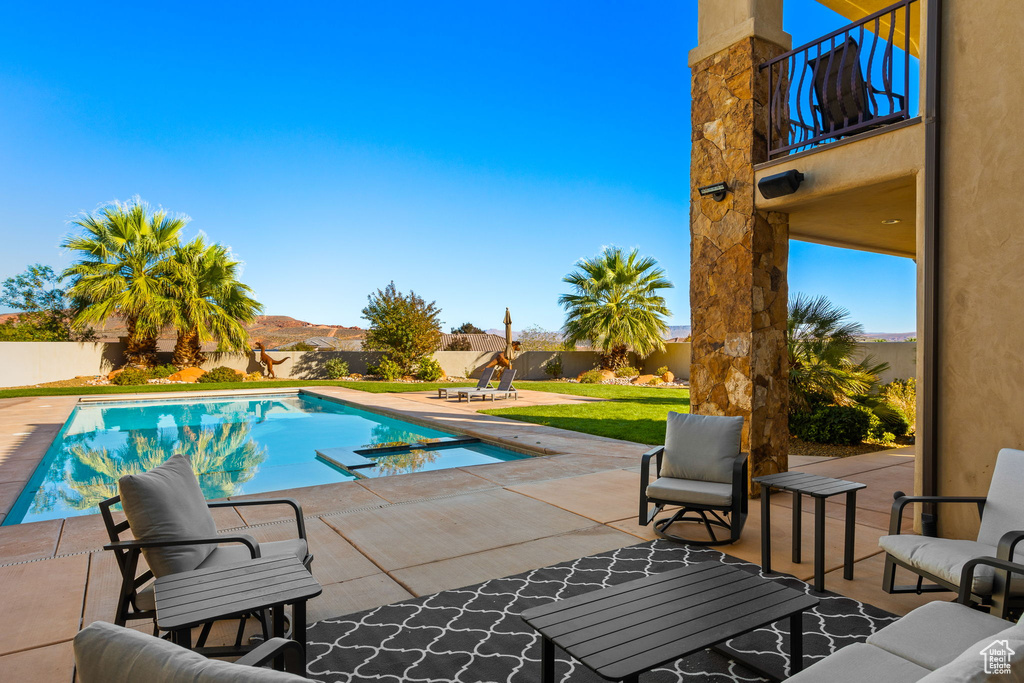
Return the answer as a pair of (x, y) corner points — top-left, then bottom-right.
(852, 342), (916, 384)
(0, 342), (125, 388)
(933, 0), (1024, 539)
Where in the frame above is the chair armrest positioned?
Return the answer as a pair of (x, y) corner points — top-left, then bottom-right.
(997, 530), (1024, 561)
(888, 494), (987, 535)
(209, 498), (307, 540)
(103, 534), (261, 558)
(957, 556), (1024, 608)
(234, 637), (306, 673)
(640, 447), (664, 485)
(732, 452), (749, 503)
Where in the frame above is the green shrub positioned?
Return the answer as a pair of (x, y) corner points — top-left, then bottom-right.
(656, 366), (669, 376)
(372, 358), (403, 381)
(578, 369), (604, 384)
(882, 378), (916, 434)
(790, 405), (871, 445)
(615, 366), (639, 378)
(415, 357), (444, 381)
(543, 355), (563, 378)
(244, 371), (264, 381)
(647, 377), (664, 386)
(197, 366), (244, 383)
(150, 364), (178, 379)
(324, 358), (350, 379)
(111, 368), (152, 386)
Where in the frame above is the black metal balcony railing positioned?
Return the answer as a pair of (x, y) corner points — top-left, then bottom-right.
(760, 0), (918, 159)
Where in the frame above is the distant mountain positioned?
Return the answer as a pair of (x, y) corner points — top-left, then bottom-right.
(858, 332), (916, 342)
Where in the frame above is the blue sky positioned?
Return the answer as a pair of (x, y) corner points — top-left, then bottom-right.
(0, 1), (916, 333)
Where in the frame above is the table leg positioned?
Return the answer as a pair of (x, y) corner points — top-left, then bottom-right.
(292, 600), (308, 676)
(542, 636), (554, 683)
(789, 611), (805, 674)
(761, 488), (772, 574)
(622, 675), (640, 683)
(844, 490), (857, 580)
(273, 604), (286, 670)
(173, 628), (191, 649)
(792, 491), (802, 564)
(814, 496), (826, 593)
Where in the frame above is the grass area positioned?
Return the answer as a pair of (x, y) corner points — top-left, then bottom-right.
(0, 380), (476, 400)
(481, 384), (690, 445)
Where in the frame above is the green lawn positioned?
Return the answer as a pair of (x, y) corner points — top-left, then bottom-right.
(480, 383), (690, 445)
(0, 380), (475, 400)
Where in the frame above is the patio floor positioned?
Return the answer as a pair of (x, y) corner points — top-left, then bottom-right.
(0, 386), (935, 681)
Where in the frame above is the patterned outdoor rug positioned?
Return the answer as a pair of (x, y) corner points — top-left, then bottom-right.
(306, 540), (897, 682)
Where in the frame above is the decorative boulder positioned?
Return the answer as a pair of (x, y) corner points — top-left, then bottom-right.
(107, 369), (123, 381)
(168, 367), (206, 383)
(599, 369), (616, 381)
(632, 374), (656, 385)
(662, 371), (675, 383)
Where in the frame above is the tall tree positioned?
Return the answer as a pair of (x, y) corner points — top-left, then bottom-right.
(559, 247), (673, 369)
(0, 264), (94, 341)
(787, 293), (888, 411)
(62, 197), (186, 366)
(169, 236), (263, 368)
(362, 282), (442, 373)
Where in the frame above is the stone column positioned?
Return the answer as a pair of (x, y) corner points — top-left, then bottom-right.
(689, 2), (791, 491)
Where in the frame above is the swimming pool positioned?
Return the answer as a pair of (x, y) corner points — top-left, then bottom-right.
(5, 392), (528, 525)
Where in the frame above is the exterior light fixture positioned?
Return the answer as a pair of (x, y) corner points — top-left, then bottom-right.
(757, 169), (805, 199)
(698, 182), (729, 202)
(881, 218), (902, 225)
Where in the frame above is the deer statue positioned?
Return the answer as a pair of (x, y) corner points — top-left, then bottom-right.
(254, 342), (290, 379)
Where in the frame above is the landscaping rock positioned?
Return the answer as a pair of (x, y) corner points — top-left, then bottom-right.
(632, 374), (655, 385)
(662, 371), (674, 383)
(168, 367), (206, 383)
(107, 369), (123, 381)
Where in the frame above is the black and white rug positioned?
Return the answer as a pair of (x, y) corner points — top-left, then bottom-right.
(306, 541), (897, 682)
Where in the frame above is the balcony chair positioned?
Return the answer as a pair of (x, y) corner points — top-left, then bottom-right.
(806, 36), (907, 138)
(75, 621), (309, 682)
(880, 447), (1024, 614)
(638, 412), (748, 546)
(100, 453), (312, 646)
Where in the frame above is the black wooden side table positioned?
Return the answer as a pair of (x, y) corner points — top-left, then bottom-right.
(753, 471), (866, 593)
(154, 555), (322, 673)
(520, 562), (818, 682)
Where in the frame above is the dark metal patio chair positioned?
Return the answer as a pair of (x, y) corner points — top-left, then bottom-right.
(639, 412), (748, 546)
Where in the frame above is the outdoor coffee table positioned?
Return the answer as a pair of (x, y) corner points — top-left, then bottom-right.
(154, 555), (322, 672)
(520, 562), (818, 682)
(753, 471), (867, 593)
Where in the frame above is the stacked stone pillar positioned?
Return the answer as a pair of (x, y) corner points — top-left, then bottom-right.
(689, 34), (791, 491)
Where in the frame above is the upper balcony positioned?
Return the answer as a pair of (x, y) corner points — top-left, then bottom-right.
(760, 0), (920, 160)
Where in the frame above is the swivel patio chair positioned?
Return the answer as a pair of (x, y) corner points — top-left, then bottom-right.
(638, 411), (748, 546)
(75, 621), (309, 682)
(880, 447), (1024, 614)
(438, 366), (494, 399)
(100, 453), (312, 645)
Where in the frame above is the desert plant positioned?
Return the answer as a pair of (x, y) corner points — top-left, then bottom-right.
(149, 364), (178, 379)
(111, 368), (152, 386)
(444, 336), (472, 351)
(656, 366), (669, 376)
(62, 197), (186, 367)
(560, 246), (673, 369)
(543, 355), (563, 378)
(790, 405), (872, 445)
(244, 371), (264, 381)
(371, 358), (404, 381)
(324, 358), (350, 379)
(416, 357), (444, 381)
(578, 368), (605, 384)
(362, 282), (442, 373)
(882, 377), (917, 434)
(196, 366), (243, 383)
(615, 366), (639, 378)
(647, 377), (664, 385)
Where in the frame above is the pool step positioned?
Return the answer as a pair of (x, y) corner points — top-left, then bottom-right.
(315, 448), (378, 470)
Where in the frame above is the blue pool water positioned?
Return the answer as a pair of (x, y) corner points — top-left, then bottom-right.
(5, 393), (527, 525)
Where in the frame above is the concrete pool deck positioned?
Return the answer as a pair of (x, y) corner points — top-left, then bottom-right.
(0, 386), (931, 681)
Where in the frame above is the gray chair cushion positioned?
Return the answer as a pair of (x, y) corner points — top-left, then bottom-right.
(645, 477), (732, 507)
(866, 601), (1010, 670)
(74, 621), (308, 682)
(878, 534), (1004, 594)
(977, 448), (1024, 548)
(118, 454), (218, 578)
(786, 642), (930, 683)
(918, 627), (1024, 682)
(661, 412), (743, 484)
(198, 538), (307, 570)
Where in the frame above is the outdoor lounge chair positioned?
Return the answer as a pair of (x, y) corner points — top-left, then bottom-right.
(100, 454), (312, 638)
(638, 411), (748, 546)
(457, 368), (517, 402)
(880, 447), (1024, 613)
(787, 556), (1024, 681)
(438, 366), (494, 399)
(74, 621), (309, 682)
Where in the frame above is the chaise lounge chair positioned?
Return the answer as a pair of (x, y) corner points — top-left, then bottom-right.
(638, 411), (748, 546)
(100, 454), (312, 646)
(880, 447), (1024, 615)
(75, 621), (310, 682)
(439, 366), (494, 399)
(457, 369), (517, 402)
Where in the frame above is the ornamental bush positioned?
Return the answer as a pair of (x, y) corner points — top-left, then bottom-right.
(372, 358), (403, 381)
(578, 368), (604, 384)
(150, 364), (178, 379)
(112, 368), (152, 386)
(614, 366), (639, 378)
(543, 355), (563, 378)
(415, 357), (444, 381)
(790, 405), (871, 445)
(324, 358), (350, 379)
(197, 366), (244, 383)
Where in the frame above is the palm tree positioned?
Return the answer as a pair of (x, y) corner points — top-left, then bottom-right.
(62, 197), (186, 367)
(787, 293), (889, 411)
(559, 247), (673, 369)
(169, 236), (262, 368)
